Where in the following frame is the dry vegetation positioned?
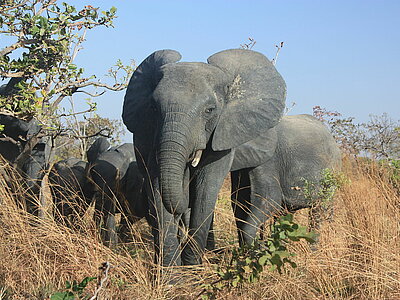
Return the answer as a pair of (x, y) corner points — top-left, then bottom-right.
(0, 157), (399, 299)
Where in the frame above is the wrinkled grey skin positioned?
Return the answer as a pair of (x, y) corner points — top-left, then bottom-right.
(90, 142), (147, 246)
(49, 158), (92, 219)
(0, 114), (51, 213)
(231, 114), (342, 245)
(122, 49), (286, 265)
(49, 138), (110, 221)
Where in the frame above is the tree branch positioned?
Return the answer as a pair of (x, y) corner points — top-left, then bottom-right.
(0, 135), (19, 145)
(73, 80), (128, 91)
(59, 128), (111, 139)
(0, 0), (30, 12)
(35, 0), (57, 16)
(75, 90), (106, 97)
(0, 71), (25, 78)
(0, 39), (40, 56)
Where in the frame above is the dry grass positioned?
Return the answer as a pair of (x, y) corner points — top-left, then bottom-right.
(0, 157), (399, 299)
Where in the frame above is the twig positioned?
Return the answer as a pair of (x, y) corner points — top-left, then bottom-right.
(89, 262), (111, 300)
(271, 42), (284, 66)
(240, 37), (256, 50)
(70, 128), (111, 139)
(75, 89), (106, 97)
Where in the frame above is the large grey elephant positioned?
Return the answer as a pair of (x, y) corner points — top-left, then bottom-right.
(231, 114), (341, 246)
(122, 49), (286, 266)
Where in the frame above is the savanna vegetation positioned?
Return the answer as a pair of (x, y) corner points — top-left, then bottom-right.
(1, 1), (399, 299)
(0, 147), (399, 299)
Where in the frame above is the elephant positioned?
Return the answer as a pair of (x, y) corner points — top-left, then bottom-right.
(49, 137), (111, 221)
(89, 141), (202, 249)
(230, 114), (341, 246)
(122, 48), (287, 266)
(49, 158), (92, 220)
(0, 113), (51, 213)
(90, 142), (148, 246)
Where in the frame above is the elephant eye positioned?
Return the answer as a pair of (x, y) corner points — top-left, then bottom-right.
(205, 106), (216, 114)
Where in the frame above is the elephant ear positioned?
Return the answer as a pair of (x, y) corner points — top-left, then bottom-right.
(87, 137), (110, 164)
(207, 49), (286, 151)
(122, 50), (182, 134)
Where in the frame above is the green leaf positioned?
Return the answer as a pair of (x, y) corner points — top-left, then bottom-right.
(50, 292), (74, 300)
(65, 281), (71, 289)
(77, 276), (97, 290)
(273, 250), (291, 258)
(258, 254), (270, 266)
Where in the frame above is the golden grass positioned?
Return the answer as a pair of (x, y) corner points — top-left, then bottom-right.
(0, 157), (399, 299)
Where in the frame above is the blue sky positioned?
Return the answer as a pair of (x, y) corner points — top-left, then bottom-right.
(66, 0), (399, 141)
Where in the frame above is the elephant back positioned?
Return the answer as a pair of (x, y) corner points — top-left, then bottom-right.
(275, 114), (342, 205)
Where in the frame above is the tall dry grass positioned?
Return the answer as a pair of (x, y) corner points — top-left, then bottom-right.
(0, 157), (399, 299)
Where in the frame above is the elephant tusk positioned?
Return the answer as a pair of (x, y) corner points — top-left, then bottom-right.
(191, 150), (203, 167)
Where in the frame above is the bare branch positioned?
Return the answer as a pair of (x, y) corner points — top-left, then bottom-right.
(0, 0), (30, 12)
(272, 42), (284, 66)
(71, 128), (111, 139)
(0, 135), (19, 145)
(50, 94), (67, 111)
(75, 90), (106, 97)
(89, 262), (111, 300)
(70, 29), (87, 62)
(51, 79), (128, 108)
(58, 106), (96, 118)
(0, 71), (25, 78)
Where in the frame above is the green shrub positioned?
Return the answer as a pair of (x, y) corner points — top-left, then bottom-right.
(201, 214), (317, 299)
(50, 276), (96, 300)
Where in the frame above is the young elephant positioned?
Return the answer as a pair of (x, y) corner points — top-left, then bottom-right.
(49, 138), (110, 221)
(90, 143), (146, 246)
(231, 114), (342, 245)
(49, 158), (91, 220)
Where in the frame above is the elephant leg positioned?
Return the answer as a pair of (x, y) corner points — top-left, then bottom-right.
(93, 187), (117, 247)
(182, 154), (232, 265)
(205, 215), (216, 251)
(179, 208), (215, 252)
(104, 196), (117, 247)
(231, 169), (252, 246)
(235, 164), (283, 246)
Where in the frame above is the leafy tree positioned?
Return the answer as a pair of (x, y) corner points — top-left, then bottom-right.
(0, 0), (133, 165)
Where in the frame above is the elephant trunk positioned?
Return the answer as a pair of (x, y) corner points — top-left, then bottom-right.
(158, 130), (191, 215)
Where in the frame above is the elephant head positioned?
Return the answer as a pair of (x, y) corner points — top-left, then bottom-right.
(122, 49), (286, 215)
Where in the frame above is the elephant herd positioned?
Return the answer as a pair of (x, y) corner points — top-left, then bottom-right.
(0, 48), (341, 268)
(49, 138), (148, 246)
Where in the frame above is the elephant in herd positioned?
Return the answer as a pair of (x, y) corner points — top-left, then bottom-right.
(1, 49), (341, 268)
(49, 138), (148, 245)
(122, 49), (341, 266)
(0, 113), (51, 213)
